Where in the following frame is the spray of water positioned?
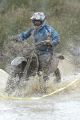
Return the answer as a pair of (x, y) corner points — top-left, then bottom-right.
(0, 53), (80, 98)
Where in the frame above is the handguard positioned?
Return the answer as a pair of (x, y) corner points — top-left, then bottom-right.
(9, 35), (22, 42)
(44, 39), (52, 47)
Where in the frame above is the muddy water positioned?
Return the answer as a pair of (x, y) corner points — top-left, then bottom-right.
(0, 58), (80, 120)
(0, 74), (80, 120)
(0, 89), (80, 120)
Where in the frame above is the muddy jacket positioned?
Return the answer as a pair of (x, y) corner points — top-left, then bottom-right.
(18, 24), (60, 53)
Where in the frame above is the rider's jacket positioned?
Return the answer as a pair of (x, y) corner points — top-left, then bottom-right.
(18, 24), (60, 53)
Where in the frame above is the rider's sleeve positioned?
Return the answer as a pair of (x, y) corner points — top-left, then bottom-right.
(17, 28), (33, 41)
(50, 27), (60, 46)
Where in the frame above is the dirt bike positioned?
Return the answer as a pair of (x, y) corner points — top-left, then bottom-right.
(5, 40), (64, 95)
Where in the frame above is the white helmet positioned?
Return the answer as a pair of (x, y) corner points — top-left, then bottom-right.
(30, 12), (46, 21)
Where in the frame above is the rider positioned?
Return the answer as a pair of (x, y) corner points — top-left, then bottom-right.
(12, 12), (60, 81)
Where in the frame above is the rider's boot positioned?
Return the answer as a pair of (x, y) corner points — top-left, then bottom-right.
(54, 68), (61, 82)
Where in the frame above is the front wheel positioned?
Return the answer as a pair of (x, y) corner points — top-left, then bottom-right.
(5, 65), (22, 95)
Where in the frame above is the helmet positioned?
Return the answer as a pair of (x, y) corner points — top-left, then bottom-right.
(30, 12), (46, 21)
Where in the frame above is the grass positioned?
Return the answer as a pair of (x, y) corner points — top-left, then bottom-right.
(0, 0), (80, 68)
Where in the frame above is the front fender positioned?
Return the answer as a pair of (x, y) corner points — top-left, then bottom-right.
(11, 56), (27, 66)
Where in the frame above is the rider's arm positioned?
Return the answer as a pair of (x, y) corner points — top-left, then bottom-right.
(13, 28), (33, 41)
(50, 27), (60, 47)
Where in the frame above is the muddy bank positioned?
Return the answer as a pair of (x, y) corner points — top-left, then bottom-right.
(0, 69), (9, 90)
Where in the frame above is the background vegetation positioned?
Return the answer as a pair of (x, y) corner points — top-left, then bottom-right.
(0, 0), (80, 68)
